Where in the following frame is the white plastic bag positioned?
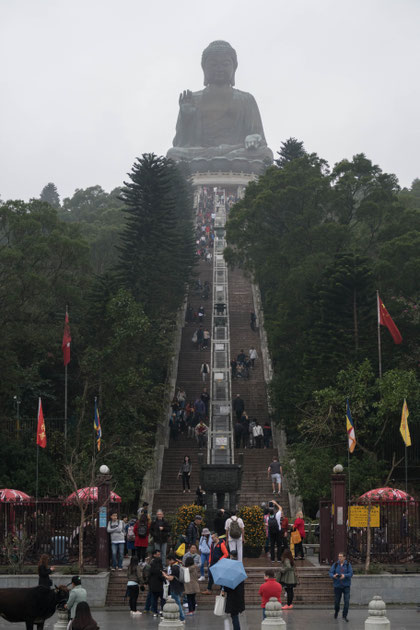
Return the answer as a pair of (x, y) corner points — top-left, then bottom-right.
(214, 593), (226, 616)
(182, 566), (190, 584)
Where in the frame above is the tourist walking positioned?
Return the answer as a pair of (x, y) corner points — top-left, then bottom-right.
(68, 602), (98, 630)
(234, 420), (243, 448)
(178, 455), (192, 493)
(278, 549), (297, 609)
(198, 527), (211, 581)
(125, 515), (137, 557)
(38, 554), (54, 588)
(267, 505), (282, 563)
(329, 552), (353, 622)
(195, 420), (208, 448)
(267, 456), (282, 495)
(65, 576), (87, 619)
(203, 532), (228, 594)
(292, 511), (305, 560)
(214, 508), (228, 539)
(107, 511), (125, 570)
(150, 509), (171, 568)
(224, 550), (245, 630)
(200, 361), (210, 382)
(149, 549), (165, 618)
(200, 387), (210, 415)
(233, 394), (245, 420)
(186, 514), (203, 547)
(259, 569), (282, 618)
(183, 556), (200, 615)
(249, 347), (258, 368)
(250, 311), (257, 331)
(134, 508), (151, 562)
(253, 421), (264, 448)
(225, 510), (245, 562)
(163, 553), (186, 622)
(126, 555), (144, 615)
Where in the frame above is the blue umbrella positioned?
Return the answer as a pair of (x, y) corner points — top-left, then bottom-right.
(209, 558), (247, 589)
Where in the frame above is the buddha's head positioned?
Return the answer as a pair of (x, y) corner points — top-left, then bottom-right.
(202, 40), (238, 87)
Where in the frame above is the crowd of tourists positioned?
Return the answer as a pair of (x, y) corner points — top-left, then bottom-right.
(169, 386), (209, 448)
(104, 497), (315, 622)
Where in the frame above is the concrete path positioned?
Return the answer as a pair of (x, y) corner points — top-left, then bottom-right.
(1, 607), (418, 630)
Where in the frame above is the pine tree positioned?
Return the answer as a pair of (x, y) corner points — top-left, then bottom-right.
(275, 138), (306, 167)
(118, 154), (195, 315)
(40, 182), (60, 208)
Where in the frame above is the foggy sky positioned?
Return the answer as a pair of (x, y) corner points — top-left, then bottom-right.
(1, 0), (419, 202)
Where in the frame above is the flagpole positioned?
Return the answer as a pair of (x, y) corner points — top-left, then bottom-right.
(347, 445), (351, 504)
(64, 305), (69, 447)
(35, 444), (39, 537)
(376, 290), (382, 378)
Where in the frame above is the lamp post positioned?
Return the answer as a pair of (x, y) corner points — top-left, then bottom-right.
(331, 464), (347, 560)
(96, 464), (111, 570)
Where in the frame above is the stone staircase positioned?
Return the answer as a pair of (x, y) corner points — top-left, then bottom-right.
(105, 563), (333, 607)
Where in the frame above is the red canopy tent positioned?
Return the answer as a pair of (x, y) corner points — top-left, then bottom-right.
(0, 489), (31, 503)
(358, 487), (414, 502)
(64, 487), (121, 504)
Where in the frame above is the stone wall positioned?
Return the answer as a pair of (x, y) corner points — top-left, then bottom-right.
(352, 574), (420, 605)
(0, 573), (109, 607)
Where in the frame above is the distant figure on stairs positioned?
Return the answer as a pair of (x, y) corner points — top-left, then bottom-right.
(250, 311), (257, 331)
(195, 419), (208, 449)
(249, 346), (258, 368)
(186, 514), (203, 547)
(178, 455), (192, 493)
(263, 421), (272, 449)
(200, 361), (210, 382)
(200, 387), (210, 416)
(267, 455), (282, 495)
(233, 394), (245, 420)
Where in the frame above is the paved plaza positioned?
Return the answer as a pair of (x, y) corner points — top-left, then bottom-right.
(0, 608), (418, 630)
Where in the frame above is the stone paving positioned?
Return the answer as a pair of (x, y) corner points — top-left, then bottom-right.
(0, 607), (418, 630)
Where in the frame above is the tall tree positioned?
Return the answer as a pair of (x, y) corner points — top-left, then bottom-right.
(275, 137), (306, 167)
(40, 182), (60, 209)
(118, 153), (195, 315)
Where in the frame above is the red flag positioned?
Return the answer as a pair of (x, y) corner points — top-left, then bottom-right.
(36, 398), (47, 448)
(62, 311), (71, 366)
(377, 294), (402, 344)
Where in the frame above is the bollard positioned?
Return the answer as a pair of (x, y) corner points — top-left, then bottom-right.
(54, 609), (69, 630)
(262, 597), (286, 629)
(365, 596), (391, 630)
(158, 596), (184, 630)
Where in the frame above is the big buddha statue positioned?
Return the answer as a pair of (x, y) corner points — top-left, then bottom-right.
(167, 40), (273, 175)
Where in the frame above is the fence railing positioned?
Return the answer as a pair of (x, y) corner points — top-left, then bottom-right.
(347, 500), (420, 564)
(0, 499), (119, 566)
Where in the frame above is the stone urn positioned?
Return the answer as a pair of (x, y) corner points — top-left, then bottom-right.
(365, 595), (390, 630)
(262, 597), (286, 628)
(158, 596), (184, 629)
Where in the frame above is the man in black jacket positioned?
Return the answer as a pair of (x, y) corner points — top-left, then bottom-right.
(150, 509), (171, 568)
(149, 549), (165, 618)
(233, 394), (245, 420)
(162, 553), (185, 622)
(186, 515), (202, 547)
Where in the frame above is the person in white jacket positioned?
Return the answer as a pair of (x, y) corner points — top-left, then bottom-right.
(107, 512), (125, 570)
(249, 347), (258, 368)
(225, 511), (245, 562)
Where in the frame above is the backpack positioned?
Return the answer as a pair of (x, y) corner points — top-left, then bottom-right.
(142, 562), (151, 584)
(229, 518), (242, 539)
(127, 524), (136, 542)
(268, 514), (279, 535)
(137, 516), (148, 537)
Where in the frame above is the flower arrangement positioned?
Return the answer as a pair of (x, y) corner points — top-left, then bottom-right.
(239, 505), (266, 549)
(174, 504), (206, 539)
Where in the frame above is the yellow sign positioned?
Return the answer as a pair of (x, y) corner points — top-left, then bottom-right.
(349, 505), (380, 528)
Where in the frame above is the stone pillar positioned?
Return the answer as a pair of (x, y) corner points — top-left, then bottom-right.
(96, 473), (111, 569)
(158, 596), (184, 630)
(331, 465), (346, 560)
(262, 597), (286, 629)
(365, 596), (391, 630)
(54, 609), (69, 630)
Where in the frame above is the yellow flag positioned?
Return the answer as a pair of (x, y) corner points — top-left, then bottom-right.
(399, 399), (411, 447)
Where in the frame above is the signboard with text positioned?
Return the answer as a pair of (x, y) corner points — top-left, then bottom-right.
(349, 505), (380, 528)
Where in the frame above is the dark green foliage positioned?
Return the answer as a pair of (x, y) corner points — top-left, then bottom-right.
(40, 182), (60, 209)
(119, 154), (195, 315)
(226, 148), (420, 509)
(275, 137), (306, 167)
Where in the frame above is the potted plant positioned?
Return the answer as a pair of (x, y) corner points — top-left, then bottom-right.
(238, 506), (265, 558)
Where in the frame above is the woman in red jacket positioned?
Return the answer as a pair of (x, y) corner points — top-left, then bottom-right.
(134, 509), (151, 562)
(293, 511), (305, 560)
